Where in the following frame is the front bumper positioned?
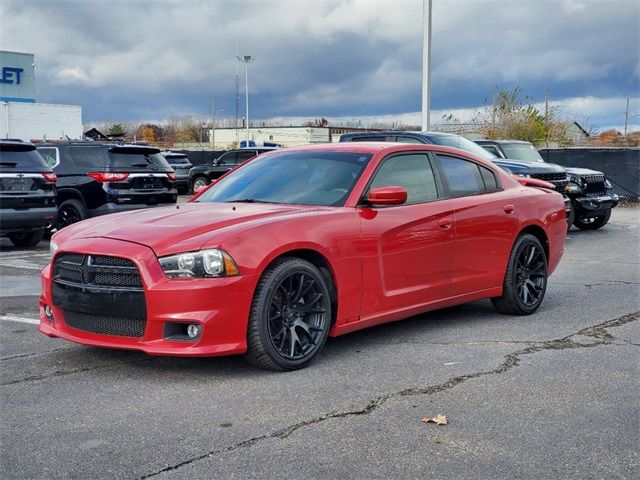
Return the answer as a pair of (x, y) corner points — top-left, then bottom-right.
(0, 206), (57, 234)
(572, 194), (619, 217)
(39, 237), (257, 357)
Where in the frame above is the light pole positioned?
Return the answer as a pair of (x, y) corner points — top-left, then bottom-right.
(236, 54), (253, 147)
(421, 0), (432, 131)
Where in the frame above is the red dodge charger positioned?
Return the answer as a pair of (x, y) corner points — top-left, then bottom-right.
(40, 143), (566, 370)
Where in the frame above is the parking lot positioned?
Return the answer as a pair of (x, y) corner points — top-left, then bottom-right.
(1, 206), (638, 479)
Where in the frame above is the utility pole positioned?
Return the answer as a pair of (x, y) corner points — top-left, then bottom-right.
(235, 45), (240, 128)
(211, 96), (215, 148)
(421, 0), (432, 131)
(237, 54), (253, 147)
(544, 89), (549, 143)
(624, 97), (630, 135)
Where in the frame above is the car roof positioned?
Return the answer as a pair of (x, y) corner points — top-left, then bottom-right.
(476, 139), (532, 145)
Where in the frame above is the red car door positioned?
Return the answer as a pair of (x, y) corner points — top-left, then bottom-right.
(358, 153), (455, 325)
(434, 153), (518, 296)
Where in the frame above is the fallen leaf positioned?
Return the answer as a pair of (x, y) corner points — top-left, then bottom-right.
(421, 414), (448, 425)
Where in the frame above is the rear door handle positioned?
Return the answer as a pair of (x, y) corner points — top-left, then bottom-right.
(438, 218), (453, 229)
(503, 204), (515, 214)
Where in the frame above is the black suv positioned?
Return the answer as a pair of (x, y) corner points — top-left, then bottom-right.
(478, 140), (619, 230)
(1, 139), (57, 246)
(37, 143), (177, 229)
(162, 151), (192, 194)
(189, 147), (277, 191)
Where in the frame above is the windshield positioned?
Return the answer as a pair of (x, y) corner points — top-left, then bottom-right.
(501, 143), (545, 163)
(426, 134), (497, 161)
(196, 150), (372, 206)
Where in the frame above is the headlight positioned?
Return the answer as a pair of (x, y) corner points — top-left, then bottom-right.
(604, 178), (613, 189)
(159, 248), (239, 279)
(50, 240), (59, 255)
(511, 173), (530, 178)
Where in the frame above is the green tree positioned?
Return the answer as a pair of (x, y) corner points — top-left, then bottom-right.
(107, 123), (125, 136)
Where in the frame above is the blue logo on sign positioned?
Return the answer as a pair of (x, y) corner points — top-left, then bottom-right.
(0, 67), (24, 84)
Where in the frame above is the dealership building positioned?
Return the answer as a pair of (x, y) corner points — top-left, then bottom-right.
(1, 50), (82, 141)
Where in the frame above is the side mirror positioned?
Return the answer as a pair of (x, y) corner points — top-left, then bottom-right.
(516, 177), (555, 190)
(367, 186), (408, 206)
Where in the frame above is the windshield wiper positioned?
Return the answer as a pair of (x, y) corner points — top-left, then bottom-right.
(0, 162), (18, 167)
(225, 198), (278, 204)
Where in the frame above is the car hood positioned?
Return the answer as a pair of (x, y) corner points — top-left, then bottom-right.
(564, 167), (604, 176)
(492, 158), (566, 173)
(61, 202), (329, 255)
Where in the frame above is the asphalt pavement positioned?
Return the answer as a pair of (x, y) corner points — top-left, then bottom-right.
(1, 208), (638, 479)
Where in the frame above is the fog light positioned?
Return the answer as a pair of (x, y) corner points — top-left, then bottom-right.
(187, 324), (201, 338)
(44, 305), (54, 320)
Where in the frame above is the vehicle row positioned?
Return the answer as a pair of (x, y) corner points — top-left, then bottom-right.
(339, 132), (619, 231)
(1, 139), (178, 246)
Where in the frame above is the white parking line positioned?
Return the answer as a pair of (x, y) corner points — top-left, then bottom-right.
(0, 315), (40, 325)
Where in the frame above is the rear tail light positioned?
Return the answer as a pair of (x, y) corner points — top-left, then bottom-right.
(88, 172), (130, 182)
(167, 172), (176, 181)
(41, 172), (57, 183)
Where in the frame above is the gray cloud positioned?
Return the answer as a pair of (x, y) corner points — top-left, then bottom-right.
(1, 0), (638, 128)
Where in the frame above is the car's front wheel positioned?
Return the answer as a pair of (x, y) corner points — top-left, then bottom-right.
(245, 257), (332, 371)
(8, 229), (44, 247)
(573, 209), (611, 230)
(191, 176), (210, 192)
(492, 233), (548, 315)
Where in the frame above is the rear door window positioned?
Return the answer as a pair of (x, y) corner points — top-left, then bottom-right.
(437, 154), (486, 196)
(236, 151), (256, 163)
(479, 165), (499, 191)
(394, 136), (425, 144)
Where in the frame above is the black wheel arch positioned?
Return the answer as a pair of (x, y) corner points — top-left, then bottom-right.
(518, 224), (549, 261)
(257, 249), (338, 327)
(56, 188), (87, 209)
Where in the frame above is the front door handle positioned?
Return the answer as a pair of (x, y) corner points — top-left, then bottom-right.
(503, 204), (515, 214)
(438, 217), (453, 229)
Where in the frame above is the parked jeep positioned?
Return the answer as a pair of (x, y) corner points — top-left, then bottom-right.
(189, 147), (277, 192)
(339, 131), (572, 228)
(0, 139), (57, 246)
(476, 140), (619, 230)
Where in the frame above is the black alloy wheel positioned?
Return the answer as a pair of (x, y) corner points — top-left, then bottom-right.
(573, 209), (611, 230)
(245, 257), (332, 371)
(492, 233), (548, 315)
(57, 199), (87, 229)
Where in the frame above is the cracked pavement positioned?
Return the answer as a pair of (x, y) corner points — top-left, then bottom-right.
(1, 208), (639, 479)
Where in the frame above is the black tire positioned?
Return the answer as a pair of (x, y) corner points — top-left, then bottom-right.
(491, 233), (548, 315)
(245, 257), (332, 371)
(566, 201), (575, 232)
(192, 176), (210, 192)
(57, 199), (87, 229)
(573, 209), (611, 230)
(8, 229), (45, 247)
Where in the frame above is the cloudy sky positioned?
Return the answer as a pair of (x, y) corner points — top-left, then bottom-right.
(2, 0), (638, 131)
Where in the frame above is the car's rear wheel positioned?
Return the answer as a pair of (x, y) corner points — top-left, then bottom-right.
(573, 209), (611, 230)
(57, 199), (87, 229)
(492, 233), (547, 315)
(245, 257), (332, 371)
(8, 229), (44, 247)
(192, 176), (209, 192)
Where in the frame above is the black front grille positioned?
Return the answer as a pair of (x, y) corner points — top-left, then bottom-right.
(534, 172), (567, 182)
(63, 310), (146, 338)
(53, 252), (147, 338)
(54, 253), (142, 289)
(531, 172), (568, 193)
(582, 175), (606, 196)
